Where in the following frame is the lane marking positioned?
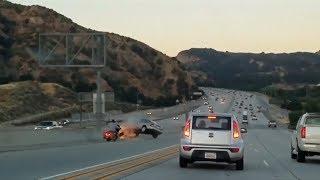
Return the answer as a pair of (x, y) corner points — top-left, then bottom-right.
(40, 144), (178, 180)
(254, 148), (259, 152)
(263, 160), (270, 167)
(254, 133), (301, 180)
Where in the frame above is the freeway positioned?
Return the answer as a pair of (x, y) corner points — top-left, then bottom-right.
(125, 89), (320, 180)
(0, 88), (319, 180)
(0, 89), (228, 180)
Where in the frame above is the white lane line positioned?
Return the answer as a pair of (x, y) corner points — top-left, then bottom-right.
(254, 148), (259, 152)
(39, 144), (178, 180)
(263, 160), (270, 167)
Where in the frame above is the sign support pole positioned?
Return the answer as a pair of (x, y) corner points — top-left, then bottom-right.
(96, 70), (103, 129)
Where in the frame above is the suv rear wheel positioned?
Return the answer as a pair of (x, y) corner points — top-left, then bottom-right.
(297, 146), (306, 162)
(179, 156), (188, 168)
(236, 158), (244, 170)
(290, 145), (297, 159)
(152, 134), (158, 138)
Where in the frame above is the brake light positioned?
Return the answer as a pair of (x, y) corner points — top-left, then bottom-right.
(182, 146), (193, 151)
(233, 121), (240, 139)
(208, 116), (216, 120)
(230, 147), (240, 153)
(184, 120), (191, 137)
(301, 127), (306, 138)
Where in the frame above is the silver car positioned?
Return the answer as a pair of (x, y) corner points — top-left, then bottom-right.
(136, 118), (163, 138)
(34, 121), (62, 130)
(291, 113), (320, 162)
(179, 112), (245, 170)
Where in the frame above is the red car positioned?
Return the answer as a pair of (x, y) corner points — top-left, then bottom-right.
(103, 130), (118, 141)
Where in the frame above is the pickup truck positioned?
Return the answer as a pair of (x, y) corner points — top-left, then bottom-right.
(291, 113), (320, 162)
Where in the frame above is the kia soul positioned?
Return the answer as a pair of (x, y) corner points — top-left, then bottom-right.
(179, 112), (245, 170)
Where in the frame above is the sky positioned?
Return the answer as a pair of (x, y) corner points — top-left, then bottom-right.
(11, 0), (320, 56)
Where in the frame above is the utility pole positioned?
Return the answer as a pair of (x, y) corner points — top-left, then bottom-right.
(79, 94), (82, 128)
(96, 70), (103, 129)
(136, 92), (140, 110)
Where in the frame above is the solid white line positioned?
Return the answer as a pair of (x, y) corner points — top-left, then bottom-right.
(263, 160), (270, 167)
(39, 144), (178, 180)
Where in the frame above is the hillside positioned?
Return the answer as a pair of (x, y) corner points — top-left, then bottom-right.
(0, 81), (77, 123)
(0, 0), (197, 107)
(177, 48), (320, 90)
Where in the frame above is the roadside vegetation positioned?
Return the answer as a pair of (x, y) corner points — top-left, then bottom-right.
(263, 86), (320, 129)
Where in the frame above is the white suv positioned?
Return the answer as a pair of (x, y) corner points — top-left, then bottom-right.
(179, 112), (245, 170)
(291, 113), (320, 162)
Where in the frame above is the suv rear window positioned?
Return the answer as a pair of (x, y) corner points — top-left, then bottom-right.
(305, 116), (320, 126)
(192, 116), (231, 130)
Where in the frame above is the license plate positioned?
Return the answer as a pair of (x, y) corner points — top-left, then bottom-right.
(205, 152), (216, 159)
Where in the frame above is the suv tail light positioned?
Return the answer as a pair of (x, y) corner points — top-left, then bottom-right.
(233, 121), (240, 139)
(184, 120), (191, 138)
(301, 127), (306, 138)
(230, 147), (240, 153)
(182, 146), (193, 151)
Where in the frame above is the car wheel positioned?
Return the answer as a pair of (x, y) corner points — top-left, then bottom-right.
(236, 158), (244, 170)
(141, 126), (147, 133)
(291, 145), (297, 159)
(179, 156), (188, 168)
(297, 146), (306, 162)
(152, 134), (158, 139)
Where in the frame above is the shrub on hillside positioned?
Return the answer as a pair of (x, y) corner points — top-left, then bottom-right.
(130, 43), (144, 58)
(304, 100), (320, 112)
(156, 57), (163, 65)
(288, 111), (304, 129)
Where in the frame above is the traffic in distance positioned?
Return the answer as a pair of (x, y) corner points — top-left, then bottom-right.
(1, 88), (319, 180)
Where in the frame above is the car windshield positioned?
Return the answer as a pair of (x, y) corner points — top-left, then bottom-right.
(192, 116), (231, 130)
(39, 122), (53, 126)
(305, 116), (320, 126)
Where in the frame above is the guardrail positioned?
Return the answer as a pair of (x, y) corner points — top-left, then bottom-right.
(9, 106), (78, 126)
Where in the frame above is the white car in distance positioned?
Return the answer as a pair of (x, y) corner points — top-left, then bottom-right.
(34, 121), (62, 130)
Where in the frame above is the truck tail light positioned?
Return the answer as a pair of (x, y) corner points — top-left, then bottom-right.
(301, 127), (306, 139)
(184, 120), (191, 138)
(233, 121), (240, 139)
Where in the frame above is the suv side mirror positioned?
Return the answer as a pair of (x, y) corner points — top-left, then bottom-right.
(240, 128), (247, 133)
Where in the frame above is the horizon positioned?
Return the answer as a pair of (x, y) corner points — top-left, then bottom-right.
(10, 0), (320, 56)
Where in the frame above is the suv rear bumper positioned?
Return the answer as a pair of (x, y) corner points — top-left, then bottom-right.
(299, 143), (320, 154)
(179, 144), (244, 163)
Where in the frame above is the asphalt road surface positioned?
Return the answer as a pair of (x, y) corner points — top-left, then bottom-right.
(125, 89), (320, 180)
(0, 88), (319, 180)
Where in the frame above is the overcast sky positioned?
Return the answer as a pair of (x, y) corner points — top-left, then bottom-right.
(11, 0), (320, 56)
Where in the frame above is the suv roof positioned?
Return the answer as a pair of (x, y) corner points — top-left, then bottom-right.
(188, 112), (233, 118)
(305, 112), (320, 116)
